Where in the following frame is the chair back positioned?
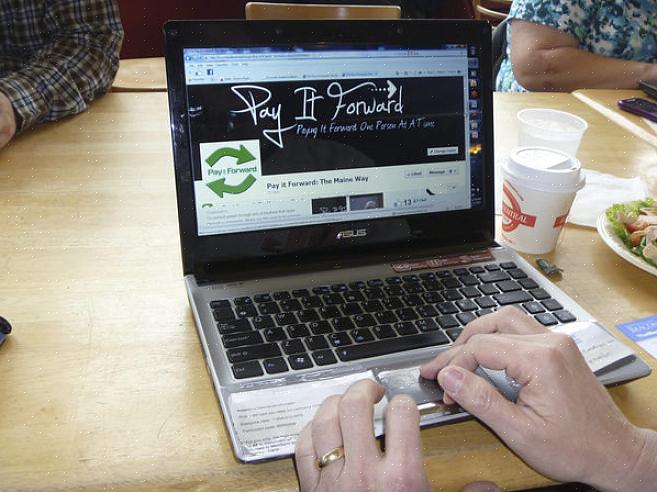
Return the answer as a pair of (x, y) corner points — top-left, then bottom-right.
(472, 0), (510, 25)
(492, 16), (509, 84)
(245, 2), (401, 20)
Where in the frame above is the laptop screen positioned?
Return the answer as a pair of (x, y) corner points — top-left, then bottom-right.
(182, 43), (484, 237)
(165, 20), (493, 276)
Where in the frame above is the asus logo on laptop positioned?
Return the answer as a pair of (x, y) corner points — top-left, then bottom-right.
(336, 228), (368, 239)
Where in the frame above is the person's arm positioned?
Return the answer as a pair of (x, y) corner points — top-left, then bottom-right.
(420, 306), (657, 491)
(510, 19), (657, 91)
(0, 91), (17, 149)
(0, 0), (123, 138)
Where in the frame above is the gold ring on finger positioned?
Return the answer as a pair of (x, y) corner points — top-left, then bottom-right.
(316, 446), (345, 469)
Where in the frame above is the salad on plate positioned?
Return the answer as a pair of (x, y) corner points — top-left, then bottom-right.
(605, 198), (657, 268)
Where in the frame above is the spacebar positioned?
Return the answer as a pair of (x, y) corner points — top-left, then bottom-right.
(336, 332), (450, 362)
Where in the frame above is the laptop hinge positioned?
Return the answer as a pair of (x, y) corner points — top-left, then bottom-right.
(194, 238), (496, 285)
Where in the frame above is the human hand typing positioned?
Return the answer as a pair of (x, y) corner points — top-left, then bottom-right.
(294, 379), (430, 492)
(420, 306), (657, 492)
(0, 91), (17, 149)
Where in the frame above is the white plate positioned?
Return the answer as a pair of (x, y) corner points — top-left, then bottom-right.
(596, 213), (657, 277)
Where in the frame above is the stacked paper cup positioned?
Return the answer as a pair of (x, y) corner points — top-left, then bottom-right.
(501, 110), (587, 254)
(517, 108), (588, 157)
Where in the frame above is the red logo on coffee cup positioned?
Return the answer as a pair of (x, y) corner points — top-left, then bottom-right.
(502, 183), (537, 232)
(553, 213), (568, 228)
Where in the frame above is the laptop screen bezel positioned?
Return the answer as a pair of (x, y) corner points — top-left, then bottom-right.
(164, 20), (494, 280)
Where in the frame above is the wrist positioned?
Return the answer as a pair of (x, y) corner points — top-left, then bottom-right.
(590, 426), (657, 492)
(620, 427), (657, 491)
(642, 63), (657, 83)
(0, 90), (17, 141)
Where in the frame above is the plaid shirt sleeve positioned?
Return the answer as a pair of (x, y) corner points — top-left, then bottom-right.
(0, 0), (123, 133)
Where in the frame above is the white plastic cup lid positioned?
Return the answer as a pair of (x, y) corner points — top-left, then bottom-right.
(517, 108), (588, 139)
(503, 146), (585, 193)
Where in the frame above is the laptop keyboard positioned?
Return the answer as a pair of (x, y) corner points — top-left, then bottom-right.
(209, 262), (577, 379)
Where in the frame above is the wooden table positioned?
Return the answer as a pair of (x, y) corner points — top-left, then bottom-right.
(112, 57), (167, 92)
(573, 89), (657, 148)
(0, 92), (656, 491)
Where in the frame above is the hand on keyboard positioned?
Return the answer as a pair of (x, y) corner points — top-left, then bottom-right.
(420, 306), (652, 490)
(294, 307), (657, 492)
(295, 379), (431, 492)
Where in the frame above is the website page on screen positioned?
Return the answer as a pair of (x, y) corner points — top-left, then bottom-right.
(183, 45), (483, 236)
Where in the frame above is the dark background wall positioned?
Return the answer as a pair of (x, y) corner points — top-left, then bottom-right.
(118, 1), (248, 58)
(117, 1), (473, 59)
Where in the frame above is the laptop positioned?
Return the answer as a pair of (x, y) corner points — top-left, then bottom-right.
(163, 20), (650, 462)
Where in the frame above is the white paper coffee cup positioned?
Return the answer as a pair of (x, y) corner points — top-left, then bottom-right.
(500, 146), (585, 254)
(517, 108), (588, 158)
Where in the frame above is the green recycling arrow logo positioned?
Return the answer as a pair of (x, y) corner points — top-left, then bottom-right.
(205, 144), (257, 198)
(207, 175), (257, 198)
(206, 145), (255, 167)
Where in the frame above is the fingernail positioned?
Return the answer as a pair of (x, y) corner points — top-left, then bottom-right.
(439, 368), (464, 395)
(460, 481), (500, 492)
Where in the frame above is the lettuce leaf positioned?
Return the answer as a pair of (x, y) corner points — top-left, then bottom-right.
(637, 234), (657, 269)
(605, 198), (655, 248)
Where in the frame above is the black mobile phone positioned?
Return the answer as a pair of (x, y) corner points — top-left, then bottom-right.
(617, 97), (657, 123)
(639, 79), (657, 100)
(0, 315), (11, 346)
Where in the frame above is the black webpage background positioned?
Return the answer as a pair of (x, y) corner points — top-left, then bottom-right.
(187, 76), (465, 175)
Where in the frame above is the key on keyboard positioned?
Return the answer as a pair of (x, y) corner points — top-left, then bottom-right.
(336, 332), (450, 361)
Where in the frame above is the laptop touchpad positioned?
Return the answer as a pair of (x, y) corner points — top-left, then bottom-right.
(375, 365), (522, 416)
(376, 366), (451, 412)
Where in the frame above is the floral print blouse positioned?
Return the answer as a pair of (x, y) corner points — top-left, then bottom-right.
(496, 0), (657, 91)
